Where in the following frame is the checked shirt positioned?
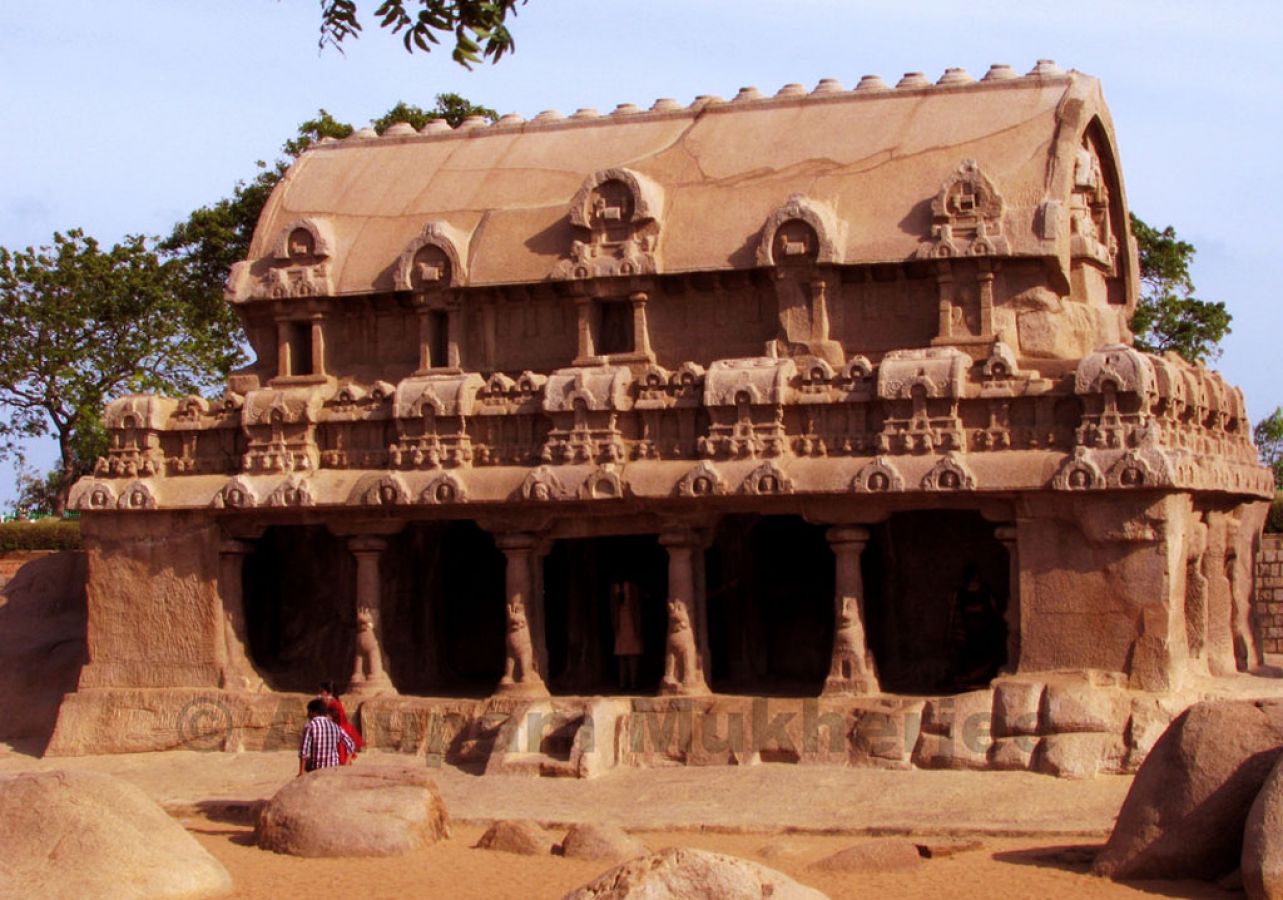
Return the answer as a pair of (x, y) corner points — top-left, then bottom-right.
(299, 715), (356, 771)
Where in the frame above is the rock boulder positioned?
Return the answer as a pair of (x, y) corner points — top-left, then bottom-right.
(475, 818), (552, 855)
(559, 823), (647, 861)
(1094, 699), (1283, 880)
(563, 847), (828, 899)
(0, 769), (232, 899)
(808, 838), (924, 873)
(255, 764), (449, 857)
(1244, 754), (1283, 900)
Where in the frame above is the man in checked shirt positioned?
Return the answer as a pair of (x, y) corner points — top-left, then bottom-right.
(298, 698), (357, 775)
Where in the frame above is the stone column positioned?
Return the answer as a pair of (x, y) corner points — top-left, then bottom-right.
(822, 526), (879, 695)
(630, 291), (653, 358)
(659, 529), (710, 695)
(309, 315), (327, 376)
(348, 536), (396, 696)
(496, 533), (548, 696)
(995, 525), (1021, 674)
(445, 302), (462, 369)
(217, 539), (265, 691)
(574, 296), (596, 363)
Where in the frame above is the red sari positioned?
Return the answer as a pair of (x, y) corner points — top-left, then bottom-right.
(325, 697), (365, 764)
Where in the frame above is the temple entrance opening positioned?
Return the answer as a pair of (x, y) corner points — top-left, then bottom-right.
(863, 510), (1009, 695)
(242, 525), (355, 693)
(543, 534), (668, 695)
(383, 521), (506, 696)
(706, 515), (834, 696)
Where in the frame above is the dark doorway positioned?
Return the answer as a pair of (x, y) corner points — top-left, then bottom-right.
(382, 521), (506, 696)
(243, 525), (355, 693)
(863, 510), (1009, 694)
(543, 535), (667, 694)
(705, 515), (834, 695)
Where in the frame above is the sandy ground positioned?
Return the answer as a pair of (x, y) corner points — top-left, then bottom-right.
(0, 747), (1232, 898)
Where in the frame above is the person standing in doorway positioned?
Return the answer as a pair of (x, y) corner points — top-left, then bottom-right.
(611, 581), (644, 691)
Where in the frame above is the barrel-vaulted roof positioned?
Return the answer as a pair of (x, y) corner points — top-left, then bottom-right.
(230, 63), (1131, 300)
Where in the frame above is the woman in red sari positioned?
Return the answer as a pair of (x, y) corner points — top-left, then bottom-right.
(318, 681), (365, 764)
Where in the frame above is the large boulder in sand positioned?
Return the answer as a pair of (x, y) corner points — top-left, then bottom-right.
(1244, 754), (1283, 899)
(562, 847), (829, 899)
(255, 764), (449, 857)
(809, 838), (924, 873)
(0, 552), (87, 749)
(1094, 699), (1283, 881)
(475, 818), (553, 855)
(559, 822), (648, 861)
(0, 769), (231, 899)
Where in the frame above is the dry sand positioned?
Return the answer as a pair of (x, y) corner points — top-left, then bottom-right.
(0, 747), (1229, 898)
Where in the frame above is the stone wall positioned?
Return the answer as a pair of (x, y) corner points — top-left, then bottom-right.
(1257, 533), (1283, 654)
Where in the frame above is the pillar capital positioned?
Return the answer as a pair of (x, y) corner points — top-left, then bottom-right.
(347, 535), (388, 555)
(826, 525), (870, 546)
(495, 532), (539, 553)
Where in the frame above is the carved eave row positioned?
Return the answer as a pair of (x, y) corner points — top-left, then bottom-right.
(226, 157), (1078, 305)
(70, 444), (1275, 514)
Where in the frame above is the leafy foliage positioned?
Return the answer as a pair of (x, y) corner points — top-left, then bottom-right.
(0, 519), (82, 551)
(319, 0), (525, 67)
(0, 231), (237, 513)
(1256, 407), (1283, 490)
(1128, 214), (1231, 364)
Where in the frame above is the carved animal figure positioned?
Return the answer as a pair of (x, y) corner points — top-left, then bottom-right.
(662, 599), (700, 692)
(351, 608), (386, 684)
(502, 598), (539, 686)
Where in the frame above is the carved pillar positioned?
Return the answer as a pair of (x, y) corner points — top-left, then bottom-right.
(822, 526), (879, 695)
(414, 302), (433, 372)
(348, 536), (396, 696)
(275, 319), (291, 379)
(978, 260), (995, 338)
(809, 279), (831, 343)
(575, 296), (596, 362)
(445, 301), (462, 369)
(496, 533), (549, 696)
(994, 525), (1022, 673)
(659, 529), (710, 695)
(935, 261), (954, 341)
(309, 315), (326, 376)
(217, 539), (265, 691)
(630, 291), (652, 358)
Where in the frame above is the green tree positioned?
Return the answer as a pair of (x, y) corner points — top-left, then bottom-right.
(163, 95), (496, 316)
(319, 0), (524, 66)
(1129, 214), (1231, 364)
(1256, 407), (1283, 490)
(0, 231), (239, 514)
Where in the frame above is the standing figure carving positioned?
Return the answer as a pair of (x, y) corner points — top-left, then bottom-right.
(351, 608), (388, 687)
(661, 598), (701, 693)
(501, 595), (543, 690)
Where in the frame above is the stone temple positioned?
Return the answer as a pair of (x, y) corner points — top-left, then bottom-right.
(52, 62), (1275, 774)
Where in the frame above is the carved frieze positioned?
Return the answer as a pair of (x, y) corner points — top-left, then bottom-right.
(212, 476), (259, 510)
(755, 194), (843, 267)
(581, 464), (626, 500)
(394, 221), (470, 291)
(267, 475), (315, 507)
(355, 473), (412, 506)
(520, 465), (571, 502)
(251, 218), (335, 300)
(701, 358), (794, 459)
(1107, 448), (1174, 489)
(389, 372), (484, 469)
(740, 460), (794, 496)
(916, 160), (1010, 259)
(921, 453), (976, 491)
(116, 480), (157, 510)
(1052, 447), (1105, 490)
(852, 456), (905, 493)
(542, 366), (632, 464)
(1069, 135), (1118, 269)
(676, 461), (726, 497)
(421, 472), (467, 504)
(552, 168), (664, 280)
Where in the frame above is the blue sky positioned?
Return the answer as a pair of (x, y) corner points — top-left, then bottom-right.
(1, 1), (1280, 506)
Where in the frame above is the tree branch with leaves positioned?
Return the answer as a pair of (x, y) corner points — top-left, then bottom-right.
(318, 0), (525, 67)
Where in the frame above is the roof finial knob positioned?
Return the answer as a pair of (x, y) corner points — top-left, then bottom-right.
(651, 98), (682, 111)
(937, 67), (974, 86)
(571, 107), (600, 119)
(1028, 59), (1063, 77)
(495, 113), (525, 126)
(457, 115), (487, 130)
(775, 83), (807, 97)
(854, 74), (889, 92)
(532, 109), (565, 122)
(982, 64), (1018, 81)
(420, 119), (452, 134)
(732, 86), (764, 102)
(611, 103), (642, 116)
(896, 72), (930, 89)
(812, 78), (844, 94)
(382, 122), (417, 136)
